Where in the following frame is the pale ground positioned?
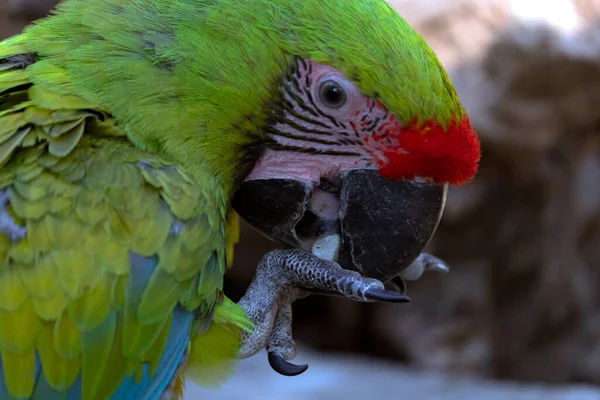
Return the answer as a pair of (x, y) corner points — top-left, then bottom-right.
(185, 348), (600, 400)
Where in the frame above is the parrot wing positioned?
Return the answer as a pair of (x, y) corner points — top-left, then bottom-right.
(0, 37), (249, 400)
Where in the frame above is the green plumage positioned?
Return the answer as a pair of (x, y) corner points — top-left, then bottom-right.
(0, 0), (461, 398)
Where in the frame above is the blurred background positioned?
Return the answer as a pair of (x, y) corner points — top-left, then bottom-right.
(3, 0), (600, 398)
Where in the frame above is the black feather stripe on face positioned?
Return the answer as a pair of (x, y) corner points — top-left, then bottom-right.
(265, 57), (366, 157)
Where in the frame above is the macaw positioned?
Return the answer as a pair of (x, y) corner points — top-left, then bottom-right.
(0, 0), (481, 398)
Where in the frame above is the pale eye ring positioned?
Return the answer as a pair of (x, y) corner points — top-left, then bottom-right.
(318, 80), (347, 109)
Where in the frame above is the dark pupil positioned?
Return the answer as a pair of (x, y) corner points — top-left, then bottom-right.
(321, 83), (346, 107)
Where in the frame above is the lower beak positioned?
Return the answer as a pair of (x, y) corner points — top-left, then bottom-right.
(232, 170), (447, 282)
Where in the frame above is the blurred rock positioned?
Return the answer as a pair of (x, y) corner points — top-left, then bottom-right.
(383, 0), (600, 385)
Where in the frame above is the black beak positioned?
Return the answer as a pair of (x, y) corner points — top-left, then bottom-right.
(232, 169), (447, 282)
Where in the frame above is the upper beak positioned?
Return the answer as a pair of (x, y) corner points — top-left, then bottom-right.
(232, 169), (447, 282)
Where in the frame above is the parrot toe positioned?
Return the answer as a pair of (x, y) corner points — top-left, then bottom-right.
(398, 252), (450, 281)
(422, 253), (450, 274)
(382, 253), (451, 296)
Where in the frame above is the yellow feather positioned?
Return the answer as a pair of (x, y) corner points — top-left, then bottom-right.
(107, 210), (138, 244)
(0, 127), (31, 168)
(25, 219), (53, 252)
(0, 236), (9, 263)
(67, 275), (112, 331)
(184, 298), (253, 387)
(23, 106), (54, 126)
(0, 112), (25, 139)
(28, 62), (72, 90)
(45, 192), (74, 215)
(170, 375), (185, 400)
(1, 348), (35, 398)
(50, 248), (96, 297)
(76, 199), (109, 226)
(0, 38), (29, 59)
(51, 110), (93, 124)
(81, 311), (117, 400)
(88, 322), (127, 400)
(12, 177), (47, 202)
(47, 118), (86, 138)
(180, 215), (212, 250)
(18, 254), (60, 298)
(49, 178), (80, 197)
(184, 320), (242, 388)
(54, 313), (81, 359)
(0, 296), (42, 353)
(8, 187), (46, 219)
(0, 267), (28, 311)
(36, 322), (80, 390)
(0, 70), (29, 95)
(61, 161), (86, 182)
(122, 312), (169, 360)
(129, 203), (171, 257)
(225, 210), (240, 268)
(43, 215), (85, 249)
(27, 85), (97, 111)
(143, 312), (172, 376)
(157, 236), (183, 274)
(173, 245), (214, 282)
(20, 129), (39, 147)
(83, 229), (129, 275)
(109, 274), (127, 310)
(162, 191), (201, 221)
(32, 290), (69, 321)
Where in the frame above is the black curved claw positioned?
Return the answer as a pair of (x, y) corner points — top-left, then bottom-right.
(364, 288), (411, 303)
(268, 352), (309, 377)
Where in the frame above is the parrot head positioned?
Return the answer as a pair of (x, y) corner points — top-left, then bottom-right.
(231, 1), (480, 282)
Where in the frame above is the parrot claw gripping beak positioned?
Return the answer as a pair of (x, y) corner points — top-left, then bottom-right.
(233, 170), (449, 376)
(235, 248), (411, 375)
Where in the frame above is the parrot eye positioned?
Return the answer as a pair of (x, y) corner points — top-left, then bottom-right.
(318, 80), (347, 109)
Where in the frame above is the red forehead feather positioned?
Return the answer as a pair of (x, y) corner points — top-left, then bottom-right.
(368, 116), (481, 186)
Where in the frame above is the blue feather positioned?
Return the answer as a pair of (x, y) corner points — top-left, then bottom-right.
(110, 307), (192, 400)
(142, 308), (192, 398)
